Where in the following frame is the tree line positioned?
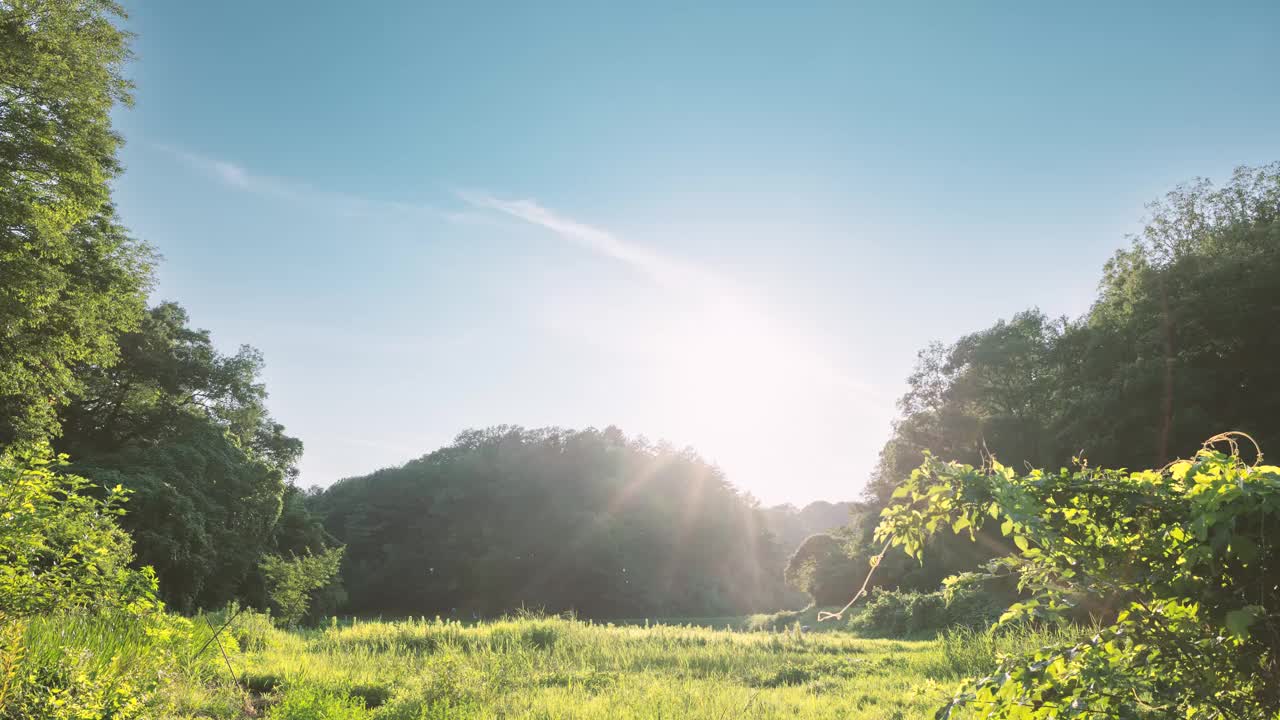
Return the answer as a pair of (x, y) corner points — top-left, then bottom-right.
(5, 0), (1280, 627)
(0, 0), (847, 620)
(789, 161), (1280, 607)
(316, 426), (798, 617)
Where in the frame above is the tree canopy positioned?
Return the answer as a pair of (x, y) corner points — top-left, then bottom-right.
(55, 303), (319, 612)
(868, 164), (1280, 510)
(313, 426), (791, 618)
(0, 0), (153, 443)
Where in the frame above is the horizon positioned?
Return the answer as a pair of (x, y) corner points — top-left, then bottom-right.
(111, 1), (1280, 504)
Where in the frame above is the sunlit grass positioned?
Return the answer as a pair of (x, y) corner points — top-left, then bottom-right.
(162, 613), (1068, 720)
(11, 610), (1076, 719)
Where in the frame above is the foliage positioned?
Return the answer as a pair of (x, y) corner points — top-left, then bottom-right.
(69, 417), (288, 612)
(877, 440), (1280, 718)
(0, 0), (154, 443)
(314, 425), (789, 618)
(260, 547), (346, 627)
(264, 686), (372, 720)
(0, 444), (227, 719)
(0, 442), (157, 616)
(58, 302), (324, 611)
(870, 164), (1280, 507)
(0, 610), (225, 720)
(844, 162), (1280, 605)
(784, 533), (866, 606)
(60, 302), (303, 478)
(846, 588), (1004, 638)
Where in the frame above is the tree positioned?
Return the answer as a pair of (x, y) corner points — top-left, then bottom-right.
(60, 302), (302, 476)
(866, 310), (1064, 506)
(0, 0), (153, 443)
(259, 547), (345, 627)
(760, 500), (862, 552)
(70, 417), (287, 612)
(58, 303), (305, 611)
(314, 426), (789, 618)
(862, 164), (1280, 596)
(784, 534), (864, 607)
(1057, 163), (1280, 470)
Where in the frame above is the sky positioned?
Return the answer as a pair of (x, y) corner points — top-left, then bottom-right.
(110, 1), (1280, 505)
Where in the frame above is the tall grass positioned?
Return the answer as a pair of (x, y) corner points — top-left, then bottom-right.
(935, 622), (1091, 679)
(2, 609), (1086, 719)
(236, 615), (956, 720)
(0, 610), (235, 719)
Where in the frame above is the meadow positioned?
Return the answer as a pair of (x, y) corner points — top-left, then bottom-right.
(60, 610), (1069, 720)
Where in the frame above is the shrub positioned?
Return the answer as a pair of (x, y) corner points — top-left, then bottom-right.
(260, 547), (345, 626)
(878, 438), (1280, 717)
(783, 533), (866, 606)
(0, 443), (159, 616)
(0, 444), (222, 718)
(846, 587), (1002, 637)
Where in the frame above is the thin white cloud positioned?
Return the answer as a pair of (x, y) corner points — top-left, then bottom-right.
(458, 191), (710, 289)
(153, 143), (463, 223)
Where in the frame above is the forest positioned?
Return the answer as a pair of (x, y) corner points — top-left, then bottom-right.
(2, 1), (1278, 718)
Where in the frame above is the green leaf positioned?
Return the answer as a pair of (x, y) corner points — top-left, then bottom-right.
(1000, 519), (1013, 537)
(1232, 536), (1259, 564)
(1225, 607), (1262, 640)
(1014, 535), (1030, 552)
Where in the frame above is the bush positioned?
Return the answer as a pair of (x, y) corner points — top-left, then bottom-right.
(0, 610), (220, 719)
(783, 533), (866, 606)
(260, 547), (345, 627)
(846, 587), (1002, 637)
(0, 444), (227, 718)
(879, 442), (1280, 717)
(0, 443), (159, 616)
(200, 603), (287, 653)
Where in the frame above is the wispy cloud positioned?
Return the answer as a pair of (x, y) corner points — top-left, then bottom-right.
(154, 143), (471, 223)
(458, 191), (711, 288)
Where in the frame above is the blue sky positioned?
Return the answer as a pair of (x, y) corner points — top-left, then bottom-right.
(111, 1), (1280, 504)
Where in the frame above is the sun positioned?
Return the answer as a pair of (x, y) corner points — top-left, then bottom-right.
(659, 297), (812, 437)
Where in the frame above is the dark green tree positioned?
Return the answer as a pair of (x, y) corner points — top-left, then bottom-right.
(58, 303), (308, 611)
(314, 426), (789, 618)
(784, 533), (864, 607)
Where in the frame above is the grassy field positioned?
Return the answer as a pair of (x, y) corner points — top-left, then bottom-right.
(133, 611), (1068, 720)
(6, 609), (1074, 719)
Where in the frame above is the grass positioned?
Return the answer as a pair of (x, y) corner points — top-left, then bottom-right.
(4, 609), (1077, 719)
(236, 615), (954, 719)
